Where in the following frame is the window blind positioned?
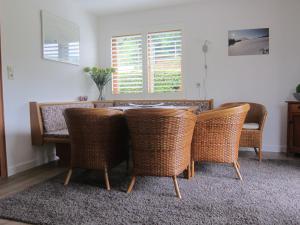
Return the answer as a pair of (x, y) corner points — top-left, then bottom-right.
(111, 35), (143, 94)
(147, 30), (182, 93)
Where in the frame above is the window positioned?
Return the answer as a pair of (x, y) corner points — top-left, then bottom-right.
(111, 30), (182, 94)
(147, 30), (182, 93)
(111, 35), (143, 94)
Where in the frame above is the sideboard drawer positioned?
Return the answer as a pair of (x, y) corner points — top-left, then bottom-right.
(289, 104), (300, 113)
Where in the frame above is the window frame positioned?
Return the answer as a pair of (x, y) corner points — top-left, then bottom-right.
(110, 28), (184, 97)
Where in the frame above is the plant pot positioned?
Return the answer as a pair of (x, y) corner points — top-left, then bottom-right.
(293, 93), (300, 101)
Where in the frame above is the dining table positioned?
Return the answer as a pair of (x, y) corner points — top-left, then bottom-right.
(108, 105), (198, 113)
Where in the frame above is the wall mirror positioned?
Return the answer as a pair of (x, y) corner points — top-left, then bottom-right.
(41, 10), (80, 65)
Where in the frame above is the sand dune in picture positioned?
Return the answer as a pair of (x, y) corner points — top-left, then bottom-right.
(229, 37), (269, 56)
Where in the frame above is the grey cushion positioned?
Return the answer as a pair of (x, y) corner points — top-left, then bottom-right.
(44, 129), (69, 138)
(243, 123), (260, 130)
(41, 103), (94, 132)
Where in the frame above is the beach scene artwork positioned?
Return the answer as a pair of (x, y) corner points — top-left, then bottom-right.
(228, 28), (269, 56)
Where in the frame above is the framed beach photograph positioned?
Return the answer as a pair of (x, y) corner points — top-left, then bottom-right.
(228, 28), (269, 56)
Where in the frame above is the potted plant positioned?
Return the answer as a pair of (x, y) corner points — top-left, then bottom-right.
(294, 84), (300, 101)
(83, 67), (115, 100)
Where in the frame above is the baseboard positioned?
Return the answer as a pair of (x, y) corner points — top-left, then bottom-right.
(240, 145), (287, 153)
(8, 152), (57, 176)
(264, 145), (287, 153)
(8, 159), (40, 176)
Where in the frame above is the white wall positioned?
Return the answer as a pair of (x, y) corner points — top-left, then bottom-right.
(0, 0), (99, 176)
(98, 0), (300, 153)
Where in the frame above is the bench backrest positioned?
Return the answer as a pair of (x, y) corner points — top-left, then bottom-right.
(41, 103), (94, 132)
(29, 99), (213, 145)
(30, 101), (114, 145)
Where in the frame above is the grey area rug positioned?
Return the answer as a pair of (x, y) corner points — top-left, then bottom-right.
(0, 158), (299, 225)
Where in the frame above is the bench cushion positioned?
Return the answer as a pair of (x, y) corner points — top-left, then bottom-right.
(44, 129), (69, 138)
(243, 123), (260, 130)
(41, 103), (94, 132)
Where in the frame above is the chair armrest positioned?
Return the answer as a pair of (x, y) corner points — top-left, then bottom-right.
(259, 110), (268, 131)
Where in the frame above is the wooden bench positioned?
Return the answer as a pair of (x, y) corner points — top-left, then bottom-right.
(29, 101), (114, 165)
(29, 99), (213, 165)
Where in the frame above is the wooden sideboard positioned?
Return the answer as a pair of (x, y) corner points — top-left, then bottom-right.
(287, 101), (300, 154)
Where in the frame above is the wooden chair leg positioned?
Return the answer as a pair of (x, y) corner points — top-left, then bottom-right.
(187, 164), (191, 179)
(64, 169), (72, 186)
(258, 145), (263, 162)
(191, 161), (195, 177)
(104, 167), (110, 191)
(236, 161), (240, 169)
(233, 162), (243, 181)
(172, 176), (182, 199)
(127, 176), (136, 193)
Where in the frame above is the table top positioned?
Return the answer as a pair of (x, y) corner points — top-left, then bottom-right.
(108, 105), (198, 112)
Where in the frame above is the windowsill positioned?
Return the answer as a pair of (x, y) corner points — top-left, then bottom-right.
(105, 91), (185, 100)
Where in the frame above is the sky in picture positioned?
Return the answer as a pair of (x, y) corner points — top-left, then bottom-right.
(229, 28), (269, 40)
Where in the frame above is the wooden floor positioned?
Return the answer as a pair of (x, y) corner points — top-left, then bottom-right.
(0, 162), (66, 225)
(0, 152), (299, 225)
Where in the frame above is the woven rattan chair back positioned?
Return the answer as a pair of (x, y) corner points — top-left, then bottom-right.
(221, 102), (267, 128)
(191, 104), (250, 180)
(63, 108), (129, 190)
(221, 102), (267, 161)
(125, 108), (197, 198)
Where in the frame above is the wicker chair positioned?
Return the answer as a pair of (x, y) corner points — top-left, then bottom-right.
(125, 109), (197, 199)
(191, 104), (250, 180)
(221, 102), (267, 161)
(63, 108), (129, 190)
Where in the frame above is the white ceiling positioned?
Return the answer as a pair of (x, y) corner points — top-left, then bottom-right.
(74, 0), (200, 16)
